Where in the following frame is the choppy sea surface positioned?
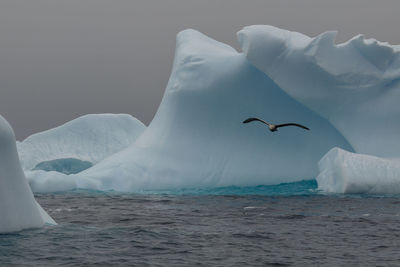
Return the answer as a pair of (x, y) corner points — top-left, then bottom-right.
(1, 180), (400, 266)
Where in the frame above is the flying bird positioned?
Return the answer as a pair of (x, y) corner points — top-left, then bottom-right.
(242, 117), (310, 132)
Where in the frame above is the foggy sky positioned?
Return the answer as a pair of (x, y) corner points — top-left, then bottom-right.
(1, 0), (399, 140)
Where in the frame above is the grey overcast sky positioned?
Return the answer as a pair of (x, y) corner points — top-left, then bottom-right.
(1, 0), (399, 140)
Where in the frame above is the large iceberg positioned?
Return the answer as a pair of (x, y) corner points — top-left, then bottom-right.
(238, 25), (400, 158)
(0, 115), (55, 233)
(18, 114), (145, 171)
(71, 29), (351, 192)
(24, 27), (400, 194)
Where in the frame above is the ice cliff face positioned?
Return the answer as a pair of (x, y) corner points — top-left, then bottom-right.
(18, 114), (145, 171)
(238, 25), (400, 158)
(0, 115), (55, 233)
(75, 29), (351, 192)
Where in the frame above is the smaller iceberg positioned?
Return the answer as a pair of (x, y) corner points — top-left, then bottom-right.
(17, 114), (146, 171)
(317, 147), (400, 194)
(19, 114), (145, 192)
(0, 115), (55, 233)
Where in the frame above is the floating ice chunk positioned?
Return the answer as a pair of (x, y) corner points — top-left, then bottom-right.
(238, 25), (400, 157)
(18, 114), (145, 171)
(317, 147), (400, 194)
(0, 115), (55, 233)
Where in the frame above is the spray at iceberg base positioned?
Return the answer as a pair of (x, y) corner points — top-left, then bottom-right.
(19, 26), (400, 194)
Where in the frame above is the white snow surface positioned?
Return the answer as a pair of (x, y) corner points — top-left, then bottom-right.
(317, 147), (400, 194)
(66, 29), (352, 192)
(18, 114), (145, 171)
(0, 115), (55, 233)
(238, 25), (400, 158)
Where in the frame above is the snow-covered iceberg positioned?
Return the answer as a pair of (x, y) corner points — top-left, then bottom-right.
(18, 114), (145, 172)
(0, 115), (55, 233)
(317, 147), (400, 194)
(69, 29), (351, 192)
(238, 25), (400, 158)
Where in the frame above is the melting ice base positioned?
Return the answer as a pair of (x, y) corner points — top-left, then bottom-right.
(137, 180), (319, 196)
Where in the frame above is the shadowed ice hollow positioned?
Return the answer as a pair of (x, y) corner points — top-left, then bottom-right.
(17, 114), (145, 171)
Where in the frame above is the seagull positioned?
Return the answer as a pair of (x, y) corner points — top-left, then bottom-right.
(242, 117), (310, 132)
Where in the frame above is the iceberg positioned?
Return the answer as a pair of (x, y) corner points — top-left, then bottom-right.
(0, 115), (55, 233)
(238, 25), (400, 158)
(17, 114), (146, 172)
(71, 29), (351, 192)
(317, 147), (400, 194)
(29, 26), (400, 194)
(24, 27), (400, 194)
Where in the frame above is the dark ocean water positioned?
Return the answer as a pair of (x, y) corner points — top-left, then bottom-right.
(1, 180), (400, 266)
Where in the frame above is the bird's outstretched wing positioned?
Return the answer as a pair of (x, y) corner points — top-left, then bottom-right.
(242, 117), (270, 126)
(276, 123), (310, 130)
